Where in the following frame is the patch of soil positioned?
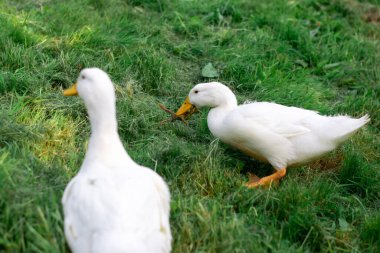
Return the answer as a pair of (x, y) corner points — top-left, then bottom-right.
(363, 7), (380, 24)
(309, 152), (344, 172)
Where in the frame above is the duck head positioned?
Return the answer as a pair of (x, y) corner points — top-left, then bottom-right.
(64, 68), (115, 105)
(63, 68), (117, 131)
(175, 82), (237, 118)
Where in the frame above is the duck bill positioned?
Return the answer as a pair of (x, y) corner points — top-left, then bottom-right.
(175, 96), (197, 119)
(63, 83), (78, 96)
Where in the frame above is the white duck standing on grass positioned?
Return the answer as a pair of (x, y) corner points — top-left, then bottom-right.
(62, 68), (172, 253)
(175, 82), (370, 188)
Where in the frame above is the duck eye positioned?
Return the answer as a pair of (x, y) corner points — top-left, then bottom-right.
(194, 90), (199, 94)
(81, 75), (86, 79)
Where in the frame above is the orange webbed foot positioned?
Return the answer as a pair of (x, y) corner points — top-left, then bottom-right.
(244, 168), (287, 189)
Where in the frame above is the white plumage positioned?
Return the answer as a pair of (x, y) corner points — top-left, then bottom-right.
(62, 68), (171, 253)
(176, 82), (370, 188)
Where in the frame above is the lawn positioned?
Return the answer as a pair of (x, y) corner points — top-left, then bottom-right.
(0, 0), (379, 252)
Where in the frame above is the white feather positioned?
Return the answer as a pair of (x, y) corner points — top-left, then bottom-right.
(62, 68), (171, 253)
(188, 82), (370, 169)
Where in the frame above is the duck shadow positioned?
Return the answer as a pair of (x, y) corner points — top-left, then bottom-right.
(223, 146), (274, 178)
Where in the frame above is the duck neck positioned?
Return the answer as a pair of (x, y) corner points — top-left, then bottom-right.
(87, 103), (118, 135)
(82, 103), (133, 169)
(207, 99), (237, 138)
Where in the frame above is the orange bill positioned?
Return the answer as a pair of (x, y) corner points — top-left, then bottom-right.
(63, 83), (78, 96)
(175, 96), (197, 119)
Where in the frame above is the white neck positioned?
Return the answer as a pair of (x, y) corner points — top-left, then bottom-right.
(81, 101), (134, 171)
(207, 97), (237, 138)
(87, 101), (118, 134)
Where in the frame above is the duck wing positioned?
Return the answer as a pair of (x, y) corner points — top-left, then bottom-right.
(221, 102), (320, 168)
(237, 102), (318, 138)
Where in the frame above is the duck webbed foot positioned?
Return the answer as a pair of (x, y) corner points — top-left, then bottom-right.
(244, 168), (287, 189)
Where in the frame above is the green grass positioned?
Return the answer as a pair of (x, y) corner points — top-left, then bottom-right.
(0, 0), (379, 252)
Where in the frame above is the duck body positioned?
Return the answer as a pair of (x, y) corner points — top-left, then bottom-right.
(207, 100), (369, 169)
(62, 162), (171, 253)
(175, 82), (370, 187)
(62, 68), (171, 253)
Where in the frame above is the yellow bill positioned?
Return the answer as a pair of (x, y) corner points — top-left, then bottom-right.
(175, 96), (197, 119)
(63, 83), (78, 96)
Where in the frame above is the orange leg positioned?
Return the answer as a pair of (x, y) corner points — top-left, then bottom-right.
(244, 168), (287, 189)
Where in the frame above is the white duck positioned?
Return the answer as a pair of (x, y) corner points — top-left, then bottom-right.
(62, 68), (172, 253)
(175, 82), (370, 188)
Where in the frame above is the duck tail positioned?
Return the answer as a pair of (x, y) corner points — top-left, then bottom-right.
(331, 114), (370, 143)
